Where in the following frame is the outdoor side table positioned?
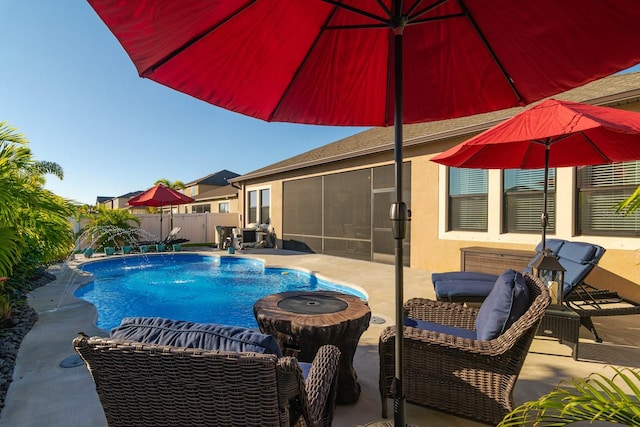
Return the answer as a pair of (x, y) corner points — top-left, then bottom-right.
(253, 290), (371, 404)
(536, 305), (580, 360)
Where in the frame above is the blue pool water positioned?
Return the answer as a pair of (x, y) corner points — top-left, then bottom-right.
(75, 253), (365, 331)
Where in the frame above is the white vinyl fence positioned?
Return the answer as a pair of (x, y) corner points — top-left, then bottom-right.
(136, 212), (240, 245)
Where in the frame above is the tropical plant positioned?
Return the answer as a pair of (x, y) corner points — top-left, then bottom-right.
(0, 122), (75, 281)
(84, 207), (141, 249)
(154, 178), (185, 190)
(616, 186), (640, 216)
(86, 206), (140, 230)
(499, 366), (640, 426)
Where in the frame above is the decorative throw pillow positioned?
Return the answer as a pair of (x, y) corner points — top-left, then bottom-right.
(475, 269), (530, 341)
(110, 317), (282, 356)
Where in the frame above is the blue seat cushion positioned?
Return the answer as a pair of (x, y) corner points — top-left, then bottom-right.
(404, 318), (477, 340)
(475, 270), (531, 341)
(110, 317), (283, 357)
(534, 238), (565, 255)
(299, 362), (312, 380)
(432, 271), (498, 299)
(557, 242), (597, 264)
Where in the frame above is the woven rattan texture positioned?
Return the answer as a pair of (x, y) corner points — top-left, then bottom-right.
(73, 336), (340, 427)
(378, 273), (549, 425)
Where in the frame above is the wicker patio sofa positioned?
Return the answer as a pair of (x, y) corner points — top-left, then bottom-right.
(379, 272), (549, 425)
(73, 318), (341, 427)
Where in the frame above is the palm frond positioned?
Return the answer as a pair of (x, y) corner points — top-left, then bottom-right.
(499, 367), (640, 426)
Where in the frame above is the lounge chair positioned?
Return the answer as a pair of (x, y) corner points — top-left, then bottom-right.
(74, 318), (341, 427)
(136, 226), (189, 247)
(379, 271), (549, 425)
(433, 239), (640, 342)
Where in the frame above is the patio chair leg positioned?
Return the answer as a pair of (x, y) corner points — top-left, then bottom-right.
(580, 316), (603, 343)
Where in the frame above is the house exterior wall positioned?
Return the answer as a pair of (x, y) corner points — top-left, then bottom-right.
(181, 197), (239, 214)
(182, 183), (223, 198)
(238, 152), (398, 242)
(235, 101), (640, 292)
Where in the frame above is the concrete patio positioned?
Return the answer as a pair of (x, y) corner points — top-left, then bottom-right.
(0, 248), (638, 426)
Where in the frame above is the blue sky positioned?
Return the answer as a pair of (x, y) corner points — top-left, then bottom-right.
(2, 2), (639, 206)
(0, 1), (366, 205)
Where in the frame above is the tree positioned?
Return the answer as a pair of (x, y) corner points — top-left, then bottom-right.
(154, 178), (185, 190)
(0, 121), (74, 291)
(85, 207), (141, 249)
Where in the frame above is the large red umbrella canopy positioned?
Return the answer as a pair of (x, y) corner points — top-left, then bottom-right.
(87, 1), (640, 127)
(128, 184), (194, 241)
(432, 99), (640, 169)
(86, 2), (640, 424)
(128, 184), (194, 207)
(432, 99), (640, 249)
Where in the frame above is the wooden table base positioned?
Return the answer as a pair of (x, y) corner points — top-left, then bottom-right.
(254, 291), (371, 404)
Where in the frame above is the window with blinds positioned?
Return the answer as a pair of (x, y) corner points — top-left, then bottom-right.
(503, 169), (555, 234)
(577, 161), (640, 236)
(260, 189), (270, 224)
(448, 168), (487, 231)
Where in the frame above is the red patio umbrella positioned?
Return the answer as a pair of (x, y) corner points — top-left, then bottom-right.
(432, 99), (640, 249)
(128, 184), (194, 241)
(86, 1), (640, 424)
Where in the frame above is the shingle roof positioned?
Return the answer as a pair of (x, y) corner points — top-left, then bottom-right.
(119, 191), (144, 199)
(233, 72), (640, 181)
(95, 196), (113, 204)
(184, 169), (240, 186)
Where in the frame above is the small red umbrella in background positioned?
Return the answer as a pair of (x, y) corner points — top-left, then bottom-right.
(86, 1), (640, 423)
(128, 184), (194, 241)
(432, 99), (640, 249)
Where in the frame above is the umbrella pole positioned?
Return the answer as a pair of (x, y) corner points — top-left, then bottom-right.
(541, 142), (550, 250)
(390, 10), (408, 426)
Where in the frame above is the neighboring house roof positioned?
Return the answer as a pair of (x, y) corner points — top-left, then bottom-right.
(232, 72), (640, 182)
(120, 191), (144, 199)
(184, 169), (240, 187)
(96, 196), (113, 204)
(193, 185), (239, 201)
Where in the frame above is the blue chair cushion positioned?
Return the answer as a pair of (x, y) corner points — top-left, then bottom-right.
(110, 317), (283, 357)
(404, 318), (477, 340)
(534, 238), (565, 255)
(299, 362), (312, 380)
(530, 240), (605, 296)
(475, 270), (531, 341)
(432, 271), (498, 299)
(557, 242), (597, 264)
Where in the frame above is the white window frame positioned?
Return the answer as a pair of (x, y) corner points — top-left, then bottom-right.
(246, 185), (271, 225)
(437, 165), (637, 250)
(218, 201), (230, 213)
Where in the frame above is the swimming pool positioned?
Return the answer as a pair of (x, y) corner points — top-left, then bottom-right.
(75, 253), (366, 331)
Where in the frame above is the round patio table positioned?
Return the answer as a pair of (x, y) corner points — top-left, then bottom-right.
(253, 290), (371, 404)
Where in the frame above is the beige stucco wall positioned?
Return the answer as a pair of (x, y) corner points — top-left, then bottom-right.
(236, 101), (640, 295)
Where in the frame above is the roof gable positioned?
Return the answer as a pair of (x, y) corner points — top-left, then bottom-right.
(185, 169), (240, 186)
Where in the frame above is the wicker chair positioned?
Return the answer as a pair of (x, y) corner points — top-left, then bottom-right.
(379, 273), (549, 426)
(73, 335), (340, 427)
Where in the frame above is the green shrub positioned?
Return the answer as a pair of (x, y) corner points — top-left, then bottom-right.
(499, 366), (640, 426)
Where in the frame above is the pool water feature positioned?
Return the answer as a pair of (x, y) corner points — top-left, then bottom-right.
(75, 253), (366, 331)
